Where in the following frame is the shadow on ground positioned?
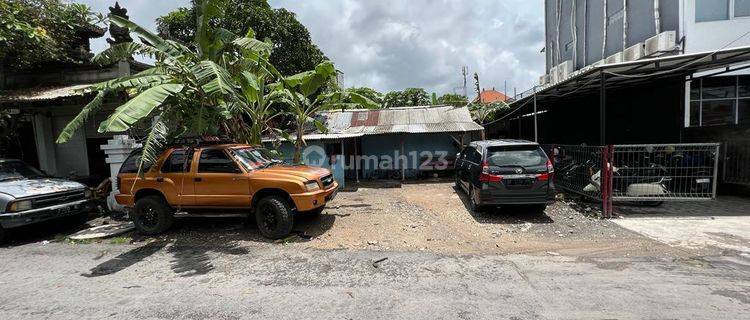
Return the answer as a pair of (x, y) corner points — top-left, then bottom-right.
(452, 186), (554, 224)
(82, 240), (168, 277)
(0, 212), (97, 247)
(80, 213), (338, 278)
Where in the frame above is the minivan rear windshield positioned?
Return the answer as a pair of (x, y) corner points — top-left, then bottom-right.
(486, 146), (548, 167)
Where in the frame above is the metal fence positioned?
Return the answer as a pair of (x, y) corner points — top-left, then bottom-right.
(548, 143), (720, 217)
(611, 143), (719, 201)
(723, 140), (750, 185)
(545, 144), (606, 201)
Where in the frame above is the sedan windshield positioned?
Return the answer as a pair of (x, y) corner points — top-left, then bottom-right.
(232, 148), (282, 171)
(0, 161), (45, 181)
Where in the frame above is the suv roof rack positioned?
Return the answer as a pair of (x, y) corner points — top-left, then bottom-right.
(167, 136), (238, 148)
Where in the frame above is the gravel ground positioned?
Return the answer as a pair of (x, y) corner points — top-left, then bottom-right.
(3, 181), (686, 258)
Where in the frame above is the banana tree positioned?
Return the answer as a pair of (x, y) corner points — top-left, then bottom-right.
(56, 0), (278, 172)
(271, 61), (377, 163)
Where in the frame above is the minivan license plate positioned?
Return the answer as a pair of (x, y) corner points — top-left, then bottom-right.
(505, 178), (532, 186)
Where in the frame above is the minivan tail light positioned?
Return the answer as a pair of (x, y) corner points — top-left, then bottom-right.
(537, 172), (550, 181)
(479, 160), (503, 182)
(546, 159), (554, 173)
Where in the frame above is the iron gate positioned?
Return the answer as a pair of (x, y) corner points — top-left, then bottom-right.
(723, 140), (750, 185)
(548, 143), (720, 218)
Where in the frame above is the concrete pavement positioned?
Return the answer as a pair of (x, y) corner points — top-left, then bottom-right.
(0, 241), (748, 319)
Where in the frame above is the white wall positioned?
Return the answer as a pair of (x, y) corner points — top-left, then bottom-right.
(682, 0), (750, 53)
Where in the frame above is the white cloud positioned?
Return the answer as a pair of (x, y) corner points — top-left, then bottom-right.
(271, 0), (545, 96)
(76, 0), (545, 97)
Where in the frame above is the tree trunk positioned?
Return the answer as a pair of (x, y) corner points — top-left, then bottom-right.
(293, 122), (303, 163)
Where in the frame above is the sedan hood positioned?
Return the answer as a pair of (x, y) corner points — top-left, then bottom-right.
(0, 178), (86, 199)
(256, 165), (330, 181)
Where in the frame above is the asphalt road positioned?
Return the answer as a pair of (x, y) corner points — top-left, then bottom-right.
(1, 241), (748, 319)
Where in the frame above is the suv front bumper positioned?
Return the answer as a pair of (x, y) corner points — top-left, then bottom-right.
(291, 181), (339, 212)
(0, 199), (93, 229)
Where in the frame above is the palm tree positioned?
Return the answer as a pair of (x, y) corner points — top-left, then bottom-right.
(56, 0), (278, 171)
(470, 101), (509, 124)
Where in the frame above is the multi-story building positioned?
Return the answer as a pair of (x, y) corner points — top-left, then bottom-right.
(499, 0), (750, 188)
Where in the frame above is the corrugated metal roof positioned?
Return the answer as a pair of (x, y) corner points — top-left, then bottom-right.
(273, 105), (483, 141)
(0, 84), (91, 103)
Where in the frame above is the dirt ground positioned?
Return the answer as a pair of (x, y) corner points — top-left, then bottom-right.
(290, 181), (682, 257)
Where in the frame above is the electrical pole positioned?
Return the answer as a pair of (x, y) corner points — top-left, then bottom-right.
(462, 66), (468, 98)
(473, 73), (481, 103)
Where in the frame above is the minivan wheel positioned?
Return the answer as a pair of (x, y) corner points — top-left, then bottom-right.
(255, 196), (294, 240)
(469, 186), (483, 212)
(528, 204), (548, 212)
(132, 195), (174, 235)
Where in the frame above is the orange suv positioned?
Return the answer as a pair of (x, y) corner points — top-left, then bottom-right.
(115, 142), (338, 239)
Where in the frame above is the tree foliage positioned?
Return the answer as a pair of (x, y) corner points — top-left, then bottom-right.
(156, 0), (326, 76)
(57, 0), (283, 171)
(470, 101), (510, 124)
(343, 87), (383, 107)
(382, 88), (430, 108)
(0, 0), (103, 71)
(438, 93), (469, 107)
(58, 0), (373, 171)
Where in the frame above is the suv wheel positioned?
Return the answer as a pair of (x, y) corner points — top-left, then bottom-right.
(255, 196), (294, 239)
(132, 195), (174, 235)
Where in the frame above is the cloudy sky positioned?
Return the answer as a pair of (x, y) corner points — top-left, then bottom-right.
(78, 0), (545, 97)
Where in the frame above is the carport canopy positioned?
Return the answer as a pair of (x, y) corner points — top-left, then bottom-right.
(501, 45), (750, 144)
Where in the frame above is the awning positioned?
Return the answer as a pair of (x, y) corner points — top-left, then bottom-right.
(507, 45), (750, 113)
(0, 84), (92, 103)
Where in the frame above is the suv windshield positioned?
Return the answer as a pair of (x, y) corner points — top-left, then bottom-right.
(232, 147), (282, 171)
(486, 146), (548, 167)
(0, 161), (45, 181)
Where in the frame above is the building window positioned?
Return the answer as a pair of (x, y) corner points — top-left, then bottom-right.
(701, 100), (736, 126)
(736, 0), (750, 17)
(740, 75), (750, 124)
(696, 0), (730, 22)
(689, 76), (745, 127)
(739, 99), (750, 124)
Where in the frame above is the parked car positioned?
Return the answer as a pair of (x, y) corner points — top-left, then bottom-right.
(116, 142), (339, 239)
(0, 159), (93, 242)
(454, 139), (555, 212)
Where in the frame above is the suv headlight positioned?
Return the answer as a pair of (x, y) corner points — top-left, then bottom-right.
(9, 200), (32, 212)
(304, 181), (320, 191)
(84, 189), (92, 198)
